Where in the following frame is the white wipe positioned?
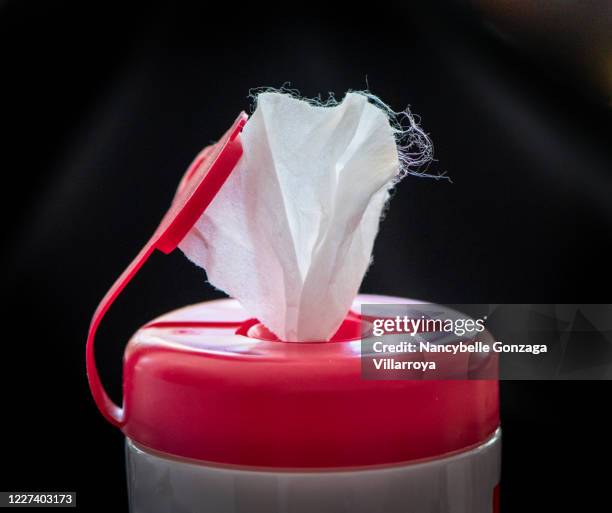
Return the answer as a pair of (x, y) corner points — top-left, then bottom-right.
(180, 91), (410, 341)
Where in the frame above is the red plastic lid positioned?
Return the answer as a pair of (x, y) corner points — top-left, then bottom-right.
(122, 296), (499, 468)
(86, 113), (247, 426)
(86, 113), (499, 469)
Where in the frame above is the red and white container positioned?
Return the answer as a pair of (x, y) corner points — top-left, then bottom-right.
(87, 114), (501, 513)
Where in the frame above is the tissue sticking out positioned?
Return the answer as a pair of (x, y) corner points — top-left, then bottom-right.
(179, 91), (433, 341)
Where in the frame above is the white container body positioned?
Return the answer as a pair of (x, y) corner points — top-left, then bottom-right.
(126, 428), (501, 513)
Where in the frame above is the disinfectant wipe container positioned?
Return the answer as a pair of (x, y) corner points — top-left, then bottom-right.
(124, 296), (500, 513)
(87, 103), (501, 513)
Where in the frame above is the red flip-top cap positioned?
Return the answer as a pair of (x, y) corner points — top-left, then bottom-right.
(87, 113), (499, 469)
(86, 112), (248, 426)
(122, 297), (499, 468)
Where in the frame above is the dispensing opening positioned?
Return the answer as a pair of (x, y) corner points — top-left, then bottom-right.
(237, 315), (368, 343)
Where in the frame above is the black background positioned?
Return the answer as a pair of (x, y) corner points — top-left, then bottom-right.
(2, 1), (611, 511)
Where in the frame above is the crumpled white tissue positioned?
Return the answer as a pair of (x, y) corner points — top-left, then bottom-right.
(180, 91), (402, 341)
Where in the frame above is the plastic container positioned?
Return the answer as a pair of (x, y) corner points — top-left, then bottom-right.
(120, 296), (500, 513)
(86, 113), (501, 512)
